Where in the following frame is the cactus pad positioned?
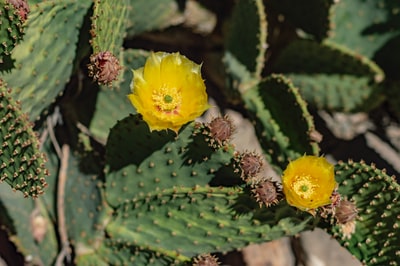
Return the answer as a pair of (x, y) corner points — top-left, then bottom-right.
(326, 160), (400, 266)
(90, 0), (129, 55)
(104, 114), (236, 207)
(224, 0), (267, 93)
(105, 186), (314, 260)
(126, 0), (183, 38)
(0, 81), (48, 197)
(0, 185), (57, 266)
(2, 0), (92, 120)
(269, 0), (334, 41)
(273, 39), (385, 112)
(242, 74), (319, 172)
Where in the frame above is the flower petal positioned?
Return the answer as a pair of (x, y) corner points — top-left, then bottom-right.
(282, 155), (336, 211)
(128, 51), (209, 133)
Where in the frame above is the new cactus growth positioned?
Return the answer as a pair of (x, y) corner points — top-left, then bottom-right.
(0, 0), (399, 265)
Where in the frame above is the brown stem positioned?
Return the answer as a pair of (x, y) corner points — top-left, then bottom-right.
(55, 144), (70, 266)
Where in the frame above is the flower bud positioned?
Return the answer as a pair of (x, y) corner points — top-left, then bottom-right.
(252, 178), (281, 208)
(208, 115), (234, 144)
(88, 51), (121, 86)
(239, 152), (263, 179)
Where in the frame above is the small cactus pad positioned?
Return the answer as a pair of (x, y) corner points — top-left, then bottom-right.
(242, 74), (319, 172)
(0, 81), (48, 197)
(326, 160), (400, 266)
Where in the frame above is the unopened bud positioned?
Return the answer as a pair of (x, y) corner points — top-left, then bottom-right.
(240, 152), (263, 178)
(208, 115), (234, 144)
(88, 51), (121, 86)
(252, 178), (281, 208)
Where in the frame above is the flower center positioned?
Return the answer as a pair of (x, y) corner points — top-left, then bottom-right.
(152, 87), (182, 113)
(164, 95), (173, 103)
(292, 175), (318, 199)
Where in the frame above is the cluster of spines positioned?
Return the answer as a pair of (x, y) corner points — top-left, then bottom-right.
(202, 115), (235, 149)
(0, 82), (48, 197)
(0, 0), (28, 57)
(192, 253), (220, 266)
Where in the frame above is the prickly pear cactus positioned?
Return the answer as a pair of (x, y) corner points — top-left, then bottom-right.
(102, 114), (315, 264)
(322, 160), (400, 266)
(0, 0), (399, 265)
(0, 80), (48, 197)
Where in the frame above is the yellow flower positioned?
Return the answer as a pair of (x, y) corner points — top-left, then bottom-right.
(282, 155), (336, 211)
(128, 52), (209, 133)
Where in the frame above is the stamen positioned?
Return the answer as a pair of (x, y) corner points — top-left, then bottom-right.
(152, 87), (182, 113)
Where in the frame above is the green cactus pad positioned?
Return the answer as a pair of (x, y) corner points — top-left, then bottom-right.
(268, 0), (334, 41)
(0, 82), (48, 197)
(90, 0), (129, 55)
(104, 114), (236, 207)
(273, 39), (385, 112)
(284, 74), (385, 112)
(274, 39), (384, 79)
(0, 0), (25, 59)
(326, 160), (400, 266)
(94, 240), (181, 266)
(106, 186), (314, 259)
(2, 0), (92, 120)
(328, 0), (400, 79)
(126, 0), (183, 38)
(0, 185), (58, 266)
(329, 0), (400, 59)
(64, 151), (104, 256)
(242, 74), (319, 173)
(89, 49), (149, 142)
(224, 0), (267, 93)
(75, 253), (109, 266)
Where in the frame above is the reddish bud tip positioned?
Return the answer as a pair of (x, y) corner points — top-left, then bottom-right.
(6, 0), (29, 21)
(88, 51), (121, 86)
